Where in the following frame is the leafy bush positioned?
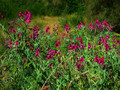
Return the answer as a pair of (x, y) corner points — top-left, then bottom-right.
(0, 11), (120, 89)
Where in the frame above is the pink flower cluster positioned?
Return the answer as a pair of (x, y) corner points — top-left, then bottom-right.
(95, 19), (113, 31)
(55, 41), (61, 48)
(32, 25), (39, 39)
(18, 10), (32, 23)
(45, 26), (50, 33)
(95, 56), (105, 65)
(46, 50), (57, 60)
(77, 37), (85, 49)
(35, 49), (40, 57)
(8, 40), (19, 48)
(65, 24), (71, 32)
(98, 36), (110, 52)
(68, 43), (79, 50)
(9, 26), (16, 33)
(75, 57), (84, 69)
(89, 23), (94, 30)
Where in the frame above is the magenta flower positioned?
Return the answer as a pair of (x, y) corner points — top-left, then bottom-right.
(55, 41), (61, 48)
(65, 24), (71, 32)
(113, 35), (116, 38)
(9, 26), (14, 32)
(18, 33), (22, 37)
(11, 20), (15, 23)
(55, 42), (59, 48)
(45, 26), (50, 33)
(14, 41), (19, 46)
(0, 13), (3, 18)
(9, 41), (12, 48)
(46, 50), (57, 60)
(18, 11), (24, 17)
(80, 57), (84, 63)
(98, 57), (104, 65)
(80, 44), (85, 49)
(75, 63), (82, 68)
(34, 25), (39, 30)
(35, 49), (40, 57)
(105, 35), (109, 40)
(24, 16), (31, 23)
(57, 41), (61, 45)
(24, 10), (32, 23)
(46, 55), (52, 60)
(95, 56), (99, 62)
(68, 44), (73, 49)
(109, 25), (113, 31)
(56, 26), (59, 29)
(75, 57), (84, 69)
(76, 37), (82, 41)
(104, 43), (110, 51)
(89, 23), (94, 30)
(88, 43), (91, 48)
(91, 26), (94, 30)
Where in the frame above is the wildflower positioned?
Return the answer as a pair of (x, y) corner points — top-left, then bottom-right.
(88, 43), (91, 48)
(46, 50), (57, 60)
(24, 10), (32, 23)
(68, 44), (73, 49)
(98, 57), (104, 65)
(34, 25), (39, 30)
(109, 25), (113, 31)
(75, 63), (82, 68)
(104, 43), (110, 51)
(11, 20), (15, 23)
(14, 41), (19, 46)
(56, 26), (59, 29)
(35, 49), (40, 57)
(80, 57), (84, 63)
(0, 13), (3, 18)
(76, 37), (82, 41)
(57, 41), (61, 45)
(89, 23), (94, 30)
(9, 41), (12, 48)
(46, 55), (52, 60)
(55, 42), (59, 48)
(80, 44), (85, 49)
(45, 26), (50, 33)
(55, 41), (61, 48)
(65, 24), (71, 32)
(18, 11), (24, 17)
(113, 35), (116, 38)
(18, 33), (22, 37)
(105, 35), (109, 40)
(95, 56), (99, 62)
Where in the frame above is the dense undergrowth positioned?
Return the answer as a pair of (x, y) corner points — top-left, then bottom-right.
(0, 11), (120, 90)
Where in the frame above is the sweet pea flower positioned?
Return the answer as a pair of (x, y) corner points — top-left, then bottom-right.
(80, 57), (84, 63)
(45, 26), (50, 33)
(95, 56), (99, 62)
(9, 41), (12, 48)
(35, 49), (40, 57)
(14, 41), (19, 46)
(98, 57), (104, 65)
